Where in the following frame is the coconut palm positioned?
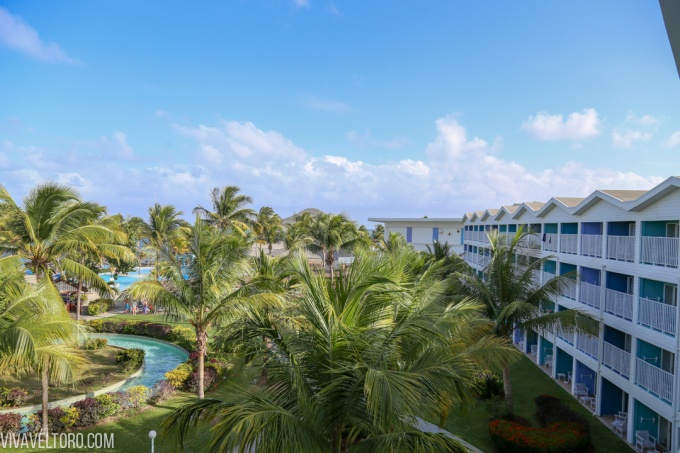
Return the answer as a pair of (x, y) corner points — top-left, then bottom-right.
(163, 250), (517, 452)
(0, 256), (84, 435)
(302, 212), (364, 281)
(381, 231), (410, 253)
(0, 183), (133, 303)
(193, 186), (256, 235)
(253, 207), (284, 255)
(145, 203), (190, 277)
(456, 228), (595, 412)
(371, 224), (385, 248)
(127, 219), (269, 399)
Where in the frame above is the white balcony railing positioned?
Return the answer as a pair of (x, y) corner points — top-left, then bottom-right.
(638, 297), (676, 336)
(556, 326), (574, 345)
(561, 279), (577, 300)
(602, 342), (631, 378)
(579, 282), (601, 309)
(580, 234), (603, 258)
(640, 236), (679, 268)
(521, 235), (541, 249)
(604, 289), (634, 321)
(635, 358), (673, 403)
(542, 233), (558, 252)
(607, 235), (635, 262)
(576, 333), (599, 359)
(559, 233), (578, 254)
(542, 271), (556, 284)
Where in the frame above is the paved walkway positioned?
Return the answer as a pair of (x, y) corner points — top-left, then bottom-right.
(414, 417), (485, 453)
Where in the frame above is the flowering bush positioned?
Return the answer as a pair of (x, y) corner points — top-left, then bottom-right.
(149, 380), (175, 404)
(165, 362), (193, 389)
(489, 419), (589, 453)
(126, 386), (150, 408)
(58, 407), (80, 430)
(0, 387), (29, 407)
(95, 394), (121, 419)
(82, 338), (109, 350)
(187, 366), (219, 393)
(0, 413), (22, 433)
(72, 397), (102, 427)
(35, 407), (66, 433)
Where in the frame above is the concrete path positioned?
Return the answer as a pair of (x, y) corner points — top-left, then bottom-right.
(414, 417), (485, 453)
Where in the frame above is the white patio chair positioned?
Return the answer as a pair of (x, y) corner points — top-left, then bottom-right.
(573, 383), (588, 398)
(611, 411), (627, 437)
(635, 430), (656, 453)
(545, 354), (553, 367)
(530, 345), (538, 356)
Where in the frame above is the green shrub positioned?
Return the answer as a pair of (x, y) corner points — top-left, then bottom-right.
(489, 419), (589, 453)
(82, 338), (108, 350)
(89, 319), (104, 331)
(474, 373), (504, 400)
(58, 407), (80, 430)
(95, 393), (121, 419)
(165, 362), (194, 389)
(126, 386), (150, 408)
(115, 348), (145, 373)
(167, 326), (195, 350)
(87, 298), (114, 316)
(535, 394), (589, 433)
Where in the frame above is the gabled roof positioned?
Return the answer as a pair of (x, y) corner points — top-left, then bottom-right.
(480, 209), (498, 220)
(599, 190), (648, 202)
(554, 197), (584, 207)
(512, 202), (544, 219)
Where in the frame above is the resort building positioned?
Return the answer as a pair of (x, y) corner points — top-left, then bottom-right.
(367, 217), (464, 254)
(460, 176), (680, 452)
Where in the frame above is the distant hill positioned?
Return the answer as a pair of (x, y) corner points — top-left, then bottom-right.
(282, 208), (325, 225)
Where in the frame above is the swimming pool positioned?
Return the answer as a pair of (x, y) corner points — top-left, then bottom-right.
(99, 267), (152, 291)
(92, 334), (188, 389)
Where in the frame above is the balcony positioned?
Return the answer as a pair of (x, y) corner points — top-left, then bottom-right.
(520, 235), (541, 250)
(580, 234), (602, 258)
(561, 279), (576, 300)
(602, 342), (630, 378)
(543, 233), (558, 252)
(635, 358), (673, 403)
(576, 333), (599, 359)
(578, 282), (601, 309)
(638, 297), (676, 336)
(604, 289), (633, 321)
(606, 235), (635, 262)
(559, 233), (578, 254)
(556, 326), (574, 345)
(640, 236), (679, 268)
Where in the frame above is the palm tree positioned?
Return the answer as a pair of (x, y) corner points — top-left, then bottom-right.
(0, 256), (84, 436)
(371, 224), (385, 248)
(127, 219), (265, 399)
(456, 228), (595, 412)
(193, 186), (256, 234)
(253, 207), (284, 255)
(0, 183), (133, 307)
(163, 250), (516, 452)
(303, 212), (364, 281)
(145, 203), (190, 277)
(381, 231), (410, 253)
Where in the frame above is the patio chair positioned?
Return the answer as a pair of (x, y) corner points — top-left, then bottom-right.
(567, 371), (573, 384)
(545, 354), (553, 367)
(611, 411), (627, 437)
(635, 430), (656, 453)
(530, 345), (538, 356)
(573, 383), (588, 398)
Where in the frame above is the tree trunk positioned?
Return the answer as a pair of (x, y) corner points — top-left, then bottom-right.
(503, 364), (513, 413)
(76, 257), (84, 323)
(196, 329), (207, 399)
(268, 243), (273, 256)
(41, 368), (49, 436)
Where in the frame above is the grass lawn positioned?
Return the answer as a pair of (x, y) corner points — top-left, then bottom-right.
(444, 355), (632, 452)
(10, 361), (261, 453)
(0, 347), (133, 405)
(103, 313), (192, 328)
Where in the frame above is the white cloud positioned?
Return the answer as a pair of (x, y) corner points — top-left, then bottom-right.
(625, 112), (659, 127)
(304, 96), (351, 113)
(663, 131), (680, 148)
(0, 117), (665, 223)
(521, 108), (600, 141)
(0, 7), (79, 64)
(100, 132), (135, 160)
(612, 128), (652, 148)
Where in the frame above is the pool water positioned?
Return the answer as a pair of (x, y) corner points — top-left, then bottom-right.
(99, 267), (152, 291)
(92, 334), (188, 389)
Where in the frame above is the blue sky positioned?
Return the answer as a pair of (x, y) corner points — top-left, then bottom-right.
(1, 1), (679, 224)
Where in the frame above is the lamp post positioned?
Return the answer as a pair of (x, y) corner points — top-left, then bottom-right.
(149, 430), (156, 453)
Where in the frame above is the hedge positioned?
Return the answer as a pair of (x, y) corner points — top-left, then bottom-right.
(88, 319), (195, 351)
(116, 348), (145, 373)
(87, 298), (115, 316)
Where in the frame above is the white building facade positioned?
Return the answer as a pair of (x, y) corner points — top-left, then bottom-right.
(460, 176), (680, 452)
(367, 218), (464, 254)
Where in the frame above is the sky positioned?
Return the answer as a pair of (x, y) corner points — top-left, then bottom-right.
(1, 1), (679, 225)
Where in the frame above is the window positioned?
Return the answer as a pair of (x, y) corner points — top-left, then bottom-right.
(628, 223), (635, 236)
(667, 223), (679, 238)
(626, 276), (634, 295)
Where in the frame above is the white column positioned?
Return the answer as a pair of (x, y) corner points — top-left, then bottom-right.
(577, 222), (582, 256)
(626, 396), (635, 445)
(595, 320), (605, 416)
(602, 222), (608, 259)
(634, 220), (642, 264)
